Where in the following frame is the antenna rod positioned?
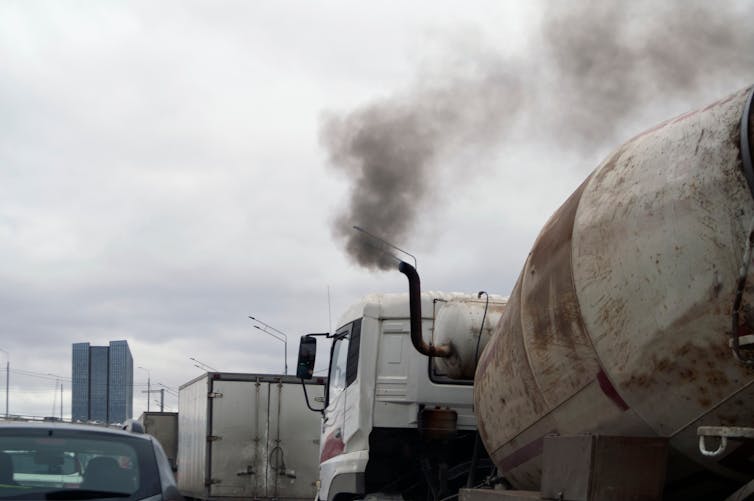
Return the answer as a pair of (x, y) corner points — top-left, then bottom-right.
(352, 225), (417, 269)
(327, 286), (333, 334)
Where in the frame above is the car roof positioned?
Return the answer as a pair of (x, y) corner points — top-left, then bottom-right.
(0, 421), (153, 441)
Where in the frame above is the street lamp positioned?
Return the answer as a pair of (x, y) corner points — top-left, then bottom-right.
(138, 366), (151, 413)
(47, 373), (65, 421)
(189, 357), (217, 372)
(155, 382), (178, 413)
(248, 316), (288, 375)
(0, 348), (8, 418)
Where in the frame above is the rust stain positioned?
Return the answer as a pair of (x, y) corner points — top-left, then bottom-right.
(694, 129), (706, 155)
(519, 171), (602, 406)
(678, 367), (695, 382)
(620, 336), (748, 411)
(522, 177), (589, 351)
(475, 265), (550, 457)
(705, 369), (730, 387)
(624, 372), (651, 389)
(656, 358), (672, 373)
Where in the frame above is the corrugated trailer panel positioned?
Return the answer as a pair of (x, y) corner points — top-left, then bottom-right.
(178, 374), (210, 498)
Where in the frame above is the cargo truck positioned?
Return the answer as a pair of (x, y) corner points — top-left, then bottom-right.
(177, 372), (325, 500)
(296, 292), (506, 501)
(138, 411), (179, 472)
(300, 84), (754, 500)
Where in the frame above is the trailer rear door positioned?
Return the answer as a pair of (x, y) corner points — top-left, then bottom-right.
(207, 377), (323, 499)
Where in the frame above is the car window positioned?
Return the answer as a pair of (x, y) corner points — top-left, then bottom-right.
(0, 427), (161, 500)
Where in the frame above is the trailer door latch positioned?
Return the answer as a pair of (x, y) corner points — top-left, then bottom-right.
(237, 466), (255, 476)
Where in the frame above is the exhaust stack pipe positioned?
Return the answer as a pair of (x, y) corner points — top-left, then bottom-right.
(398, 261), (453, 358)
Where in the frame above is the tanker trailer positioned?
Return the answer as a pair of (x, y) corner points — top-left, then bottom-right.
(469, 84), (754, 496)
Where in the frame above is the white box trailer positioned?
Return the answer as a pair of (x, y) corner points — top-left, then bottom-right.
(138, 411), (179, 470)
(178, 372), (326, 500)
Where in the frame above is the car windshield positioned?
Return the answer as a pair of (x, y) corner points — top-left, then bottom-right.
(0, 426), (161, 500)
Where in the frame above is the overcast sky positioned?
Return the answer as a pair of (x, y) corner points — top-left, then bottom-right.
(1, 1), (752, 420)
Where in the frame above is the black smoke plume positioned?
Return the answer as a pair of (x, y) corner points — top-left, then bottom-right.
(542, 0), (754, 147)
(321, 67), (523, 270)
(322, 0), (754, 270)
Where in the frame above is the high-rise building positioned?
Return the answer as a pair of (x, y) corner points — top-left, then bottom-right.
(108, 340), (133, 422)
(71, 340), (133, 423)
(71, 343), (90, 421)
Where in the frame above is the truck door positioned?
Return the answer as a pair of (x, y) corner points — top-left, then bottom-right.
(208, 379), (269, 498)
(321, 320), (361, 464)
(268, 381), (325, 499)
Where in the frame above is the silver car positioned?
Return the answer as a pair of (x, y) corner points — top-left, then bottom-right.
(0, 421), (182, 500)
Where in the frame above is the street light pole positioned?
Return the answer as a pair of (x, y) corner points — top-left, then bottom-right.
(248, 316), (288, 375)
(138, 366), (151, 413)
(0, 348), (8, 418)
(47, 373), (66, 421)
(156, 383), (177, 412)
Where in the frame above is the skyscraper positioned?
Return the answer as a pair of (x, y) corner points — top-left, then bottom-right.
(108, 340), (133, 423)
(71, 340), (133, 423)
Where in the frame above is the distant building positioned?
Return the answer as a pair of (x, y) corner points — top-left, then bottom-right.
(71, 340), (133, 423)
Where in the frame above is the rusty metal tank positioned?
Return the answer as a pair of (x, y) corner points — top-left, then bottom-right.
(474, 85), (754, 488)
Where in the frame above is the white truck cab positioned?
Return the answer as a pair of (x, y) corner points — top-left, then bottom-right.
(298, 276), (505, 501)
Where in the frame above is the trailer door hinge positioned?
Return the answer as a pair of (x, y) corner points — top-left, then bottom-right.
(208, 392), (223, 398)
(207, 435), (222, 442)
(205, 478), (222, 486)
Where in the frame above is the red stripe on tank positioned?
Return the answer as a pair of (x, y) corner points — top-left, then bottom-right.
(497, 372), (629, 473)
(597, 369), (630, 411)
(497, 434), (546, 472)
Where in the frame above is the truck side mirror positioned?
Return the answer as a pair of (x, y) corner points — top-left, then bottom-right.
(297, 336), (317, 379)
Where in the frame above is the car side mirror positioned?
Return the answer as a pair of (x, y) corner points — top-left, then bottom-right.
(296, 336), (317, 379)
